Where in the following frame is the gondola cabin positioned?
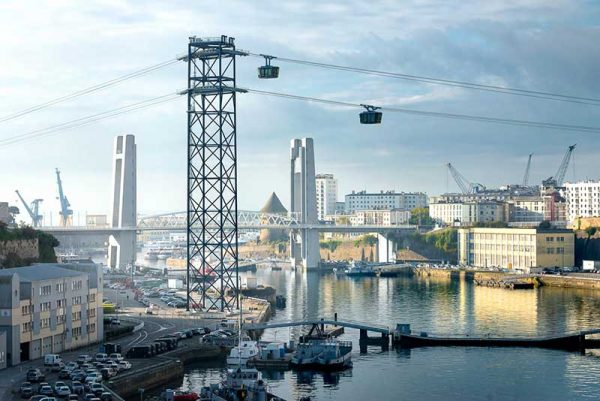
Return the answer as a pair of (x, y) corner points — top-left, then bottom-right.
(258, 64), (279, 79)
(359, 105), (382, 124)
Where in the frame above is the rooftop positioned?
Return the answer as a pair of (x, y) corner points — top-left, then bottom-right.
(0, 263), (88, 281)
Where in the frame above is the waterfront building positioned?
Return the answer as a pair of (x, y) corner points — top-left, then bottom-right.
(345, 190), (427, 213)
(335, 201), (345, 215)
(458, 227), (574, 272)
(350, 209), (411, 226)
(0, 263), (103, 367)
(564, 180), (600, 223)
(316, 174), (338, 221)
(429, 201), (506, 226)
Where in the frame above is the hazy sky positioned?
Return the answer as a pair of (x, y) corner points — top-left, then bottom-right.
(1, 0), (599, 224)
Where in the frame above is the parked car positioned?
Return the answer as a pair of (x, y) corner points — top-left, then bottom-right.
(38, 385), (54, 396)
(77, 354), (93, 364)
(71, 381), (84, 394)
(26, 369), (45, 383)
(55, 385), (71, 397)
(19, 381), (33, 398)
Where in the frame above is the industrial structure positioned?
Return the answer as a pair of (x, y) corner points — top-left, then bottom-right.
(184, 36), (244, 311)
(55, 168), (73, 227)
(107, 134), (137, 270)
(14, 190), (43, 227)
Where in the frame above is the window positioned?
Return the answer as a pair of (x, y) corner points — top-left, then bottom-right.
(72, 296), (82, 305)
(547, 248), (555, 254)
(21, 305), (33, 316)
(40, 302), (51, 312)
(57, 314), (66, 325)
(40, 285), (51, 296)
(40, 318), (50, 329)
(557, 247), (565, 254)
(72, 327), (82, 337)
(71, 280), (83, 291)
(87, 323), (96, 333)
(55, 283), (65, 293)
(72, 311), (82, 321)
(87, 293), (96, 303)
(57, 299), (65, 308)
(88, 308), (96, 318)
(22, 322), (33, 333)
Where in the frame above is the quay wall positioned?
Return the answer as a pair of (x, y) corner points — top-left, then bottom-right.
(414, 267), (600, 290)
(106, 344), (223, 399)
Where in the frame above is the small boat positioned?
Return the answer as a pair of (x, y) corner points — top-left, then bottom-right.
(270, 261), (282, 271)
(344, 261), (377, 277)
(291, 339), (352, 370)
(226, 340), (260, 366)
(172, 390), (199, 401)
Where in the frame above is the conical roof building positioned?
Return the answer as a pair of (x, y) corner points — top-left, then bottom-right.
(259, 192), (288, 242)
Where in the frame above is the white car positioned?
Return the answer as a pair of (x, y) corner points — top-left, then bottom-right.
(76, 354), (92, 364)
(95, 353), (108, 362)
(55, 385), (71, 397)
(109, 353), (123, 362)
(118, 360), (132, 370)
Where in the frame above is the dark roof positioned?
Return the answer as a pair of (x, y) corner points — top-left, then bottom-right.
(260, 192), (288, 214)
(0, 264), (85, 282)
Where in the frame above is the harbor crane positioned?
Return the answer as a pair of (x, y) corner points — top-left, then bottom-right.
(522, 153), (533, 186)
(55, 168), (73, 227)
(542, 144), (576, 188)
(14, 190), (43, 227)
(447, 163), (485, 195)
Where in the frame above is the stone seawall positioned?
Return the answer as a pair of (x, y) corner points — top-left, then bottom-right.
(414, 267), (600, 290)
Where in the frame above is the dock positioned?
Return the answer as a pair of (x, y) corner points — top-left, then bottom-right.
(393, 327), (600, 352)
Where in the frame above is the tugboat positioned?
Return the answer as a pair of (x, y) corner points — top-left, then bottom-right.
(344, 261), (377, 277)
(291, 339), (353, 370)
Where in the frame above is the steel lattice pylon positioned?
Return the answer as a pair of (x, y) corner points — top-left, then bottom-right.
(186, 35), (245, 311)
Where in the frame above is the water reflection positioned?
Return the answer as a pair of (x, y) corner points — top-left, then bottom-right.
(174, 270), (600, 401)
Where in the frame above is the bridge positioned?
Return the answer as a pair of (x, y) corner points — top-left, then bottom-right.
(244, 317), (391, 336)
(41, 210), (416, 233)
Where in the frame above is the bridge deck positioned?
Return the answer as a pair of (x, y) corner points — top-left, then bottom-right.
(244, 318), (390, 334)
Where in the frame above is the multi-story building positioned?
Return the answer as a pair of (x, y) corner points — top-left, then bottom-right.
(429, 201), (506, 226)
(316, 174), (338, 221)
(507, 194), (567, 224)
(350, 209), (411, 226)
(564, 181), (600, 222)
(458, 227), (574, 272)
(345, 190), (427, 213)
(334, 202), (345, 215)
(0, 263), (103, 367)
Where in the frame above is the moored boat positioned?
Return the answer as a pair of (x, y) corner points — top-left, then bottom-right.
(226, 340), (260, 366)
(291, 339), (353, 370)
(344, 261), (376, 277)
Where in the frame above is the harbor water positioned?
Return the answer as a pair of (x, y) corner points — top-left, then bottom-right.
(179, 270), (600, 400)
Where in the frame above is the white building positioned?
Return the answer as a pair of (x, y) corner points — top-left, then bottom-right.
(564, 181), (600, 222)
(345, 190), (427, 213)
(316, 174), (338, 221)
(429, 201), (505, 226)
(350, 209), (411, 226)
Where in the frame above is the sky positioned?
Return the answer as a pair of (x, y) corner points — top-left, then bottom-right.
(1, 0), (599, 224)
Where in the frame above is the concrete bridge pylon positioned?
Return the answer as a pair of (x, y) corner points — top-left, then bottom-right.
(107, 134), (137, 270)
(290, 138), (320, 269)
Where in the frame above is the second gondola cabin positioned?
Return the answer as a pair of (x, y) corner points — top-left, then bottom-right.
(258, 55), (279, 79)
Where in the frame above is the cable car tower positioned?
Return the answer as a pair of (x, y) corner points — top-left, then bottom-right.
(183, 36), (246, 312)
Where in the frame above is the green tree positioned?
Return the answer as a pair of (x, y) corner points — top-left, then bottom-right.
(410, 207), (434, 226)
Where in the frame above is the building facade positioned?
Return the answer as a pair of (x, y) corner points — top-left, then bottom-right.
(345, 190), (427, 213)
(429, 201), (506, 226)
(458, 227), (574, 272)
(564, 181), (600, 223)
(316, 174), (338, 221)
(0, 263), (103, 367)
(350, 209), (411, 226)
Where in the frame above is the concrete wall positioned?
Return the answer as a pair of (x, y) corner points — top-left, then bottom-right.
(0, 331), (6, 369)
(0, 239), (39, 265)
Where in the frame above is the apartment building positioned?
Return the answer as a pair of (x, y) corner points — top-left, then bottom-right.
(458, 227), (574, 272)
(316, 174), (338, 220)
(429, 201), (506, 226)
(345, 190), (427, 213)
(0, 263), (103, 367)
(564, 181), (600, 222)
(350, 209), (411, 226)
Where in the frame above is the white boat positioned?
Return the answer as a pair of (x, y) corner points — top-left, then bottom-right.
(226, 340), (260, 366)
(291, 339), (352, 370)
(344, 261), (377, 277)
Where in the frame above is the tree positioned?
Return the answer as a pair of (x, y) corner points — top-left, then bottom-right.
(410, 207), (435, 226)
(538, 220), (552, 230)
(585, 226), (597, 238)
